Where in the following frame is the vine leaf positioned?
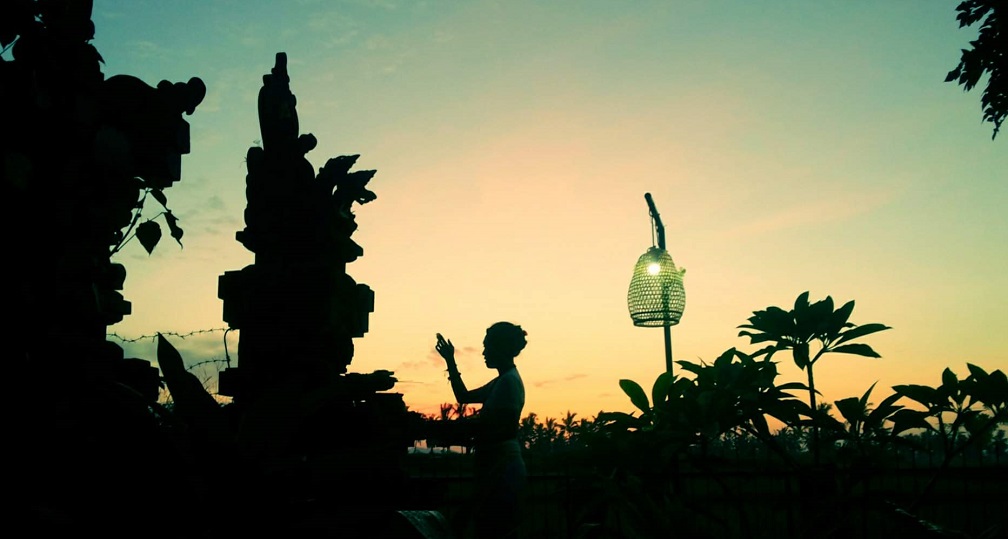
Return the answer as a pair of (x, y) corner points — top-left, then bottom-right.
(150, 187), (168, 207)
(164, 211), (183, 246)
(136, 220), (162, 254)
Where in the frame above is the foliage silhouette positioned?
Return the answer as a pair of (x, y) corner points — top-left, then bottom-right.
(890, 363), (1008, 511)
(945, 0), (1007, 139)
(817, 381), (906, 465)
(738, 291), (891, 462)
(583, 293), (1005, 539)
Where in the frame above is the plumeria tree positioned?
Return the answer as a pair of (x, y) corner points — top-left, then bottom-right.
(737, 291), (891, 461)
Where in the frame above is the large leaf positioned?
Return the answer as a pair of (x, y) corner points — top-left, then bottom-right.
(893, 384), (939, 408)
(164, 210), (183, 247)
(156, 332), (185, 378)
(834, 323), (892, 345)
(713, 348), (735, 369)
(889, 409), (932, 435)
(135, 220), (161, 254)
(675, 360), (704, 376)
(738, 306), (793, 340)
(812, 294), (834, 325)
(736, 331), (780, 344)
(776, 382), (808, 393)
(965, 363), (989, 379)
(157, 333), (219, 414)
(834, 396), (866, 426)
(967, 368), (1008, 408)
(859, 381), (879, 408)
(764, 397), (809, 426)
(150, 187), (168, 207)
(795, 295), (832, 342)
(651, 371), (675, 407)
(792, 342), (810, 370)
(794, 291), (811, 312)
(830, 343), (882, 358)
(827, 300), (856, 337)
(866, 391), (904, 430)
(941, 367), (959, 392)
(597, 410), (637, 423)
(619, 379), (651, 415)
(749, 344), (778, 359)
(597, 411), (648, 432)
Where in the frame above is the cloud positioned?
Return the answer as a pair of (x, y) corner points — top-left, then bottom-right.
(716, 186), (898, 240)
(365, 34), (393, 51)
(204, 195), (226, 211)
(358, 0), (401, 10)
(127, 40), (170, 62)
(95, 9), (127, 21)
(396, 359), (435, 370)
(432, 30), (453, 44)
(531, 373), (587, 388)
(306, 9), (360, 46)
(173, 195), (241, 239)
(321, 30), (361, 49)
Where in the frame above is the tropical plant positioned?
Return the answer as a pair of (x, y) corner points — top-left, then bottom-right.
(820, 382), (905, 464)
(574, 348), (816, 538)
(888, 363), (1008, 511)
(737, 291), (891, 461)
(560, 411), (578, 445)
(600, 346), (814, 473)
(518, 412), (539, 449)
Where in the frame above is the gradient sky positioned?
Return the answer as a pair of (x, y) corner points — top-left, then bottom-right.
(75, 0), (1006, 421)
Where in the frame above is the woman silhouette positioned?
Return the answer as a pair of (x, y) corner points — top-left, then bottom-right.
(435, 322), (528, 539)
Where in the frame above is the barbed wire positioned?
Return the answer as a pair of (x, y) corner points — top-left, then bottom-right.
(187, 358), (231, 369)
(108, 327), (237, 368)
(107, 327), (230, 344)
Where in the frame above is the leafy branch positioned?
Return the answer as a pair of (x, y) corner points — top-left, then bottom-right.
(109, 184), (185, 257)
(945, 0), (1006, 139)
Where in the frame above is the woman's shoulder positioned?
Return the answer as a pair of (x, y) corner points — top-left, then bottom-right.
(499, 368), (524, 390)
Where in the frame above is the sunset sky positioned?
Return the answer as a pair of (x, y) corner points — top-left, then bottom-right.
(82, 0), (1006, 421)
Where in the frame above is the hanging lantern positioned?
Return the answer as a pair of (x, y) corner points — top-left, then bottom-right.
(627, 246), (686, 327)
(627, 193), (685, 373)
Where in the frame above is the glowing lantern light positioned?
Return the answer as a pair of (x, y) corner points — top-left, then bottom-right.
(627, 193), (686, 372)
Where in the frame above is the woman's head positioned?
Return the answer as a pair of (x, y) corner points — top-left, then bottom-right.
(482, 321), (527, 367)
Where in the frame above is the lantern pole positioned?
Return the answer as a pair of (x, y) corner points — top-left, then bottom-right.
(644, 193), (673, 373)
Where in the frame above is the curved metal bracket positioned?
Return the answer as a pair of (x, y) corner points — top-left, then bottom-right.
(644, 192), (665, 250)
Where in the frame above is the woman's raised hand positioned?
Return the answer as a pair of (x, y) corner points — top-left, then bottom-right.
(435, 333), (455, 363)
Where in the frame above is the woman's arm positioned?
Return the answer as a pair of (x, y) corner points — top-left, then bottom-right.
(437, 333), (490, 404)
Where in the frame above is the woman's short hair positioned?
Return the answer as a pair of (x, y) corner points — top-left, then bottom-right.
(486, 321), (528, 358)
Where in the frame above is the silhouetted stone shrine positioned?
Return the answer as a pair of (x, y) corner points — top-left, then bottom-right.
(215, 52), (423, 534)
